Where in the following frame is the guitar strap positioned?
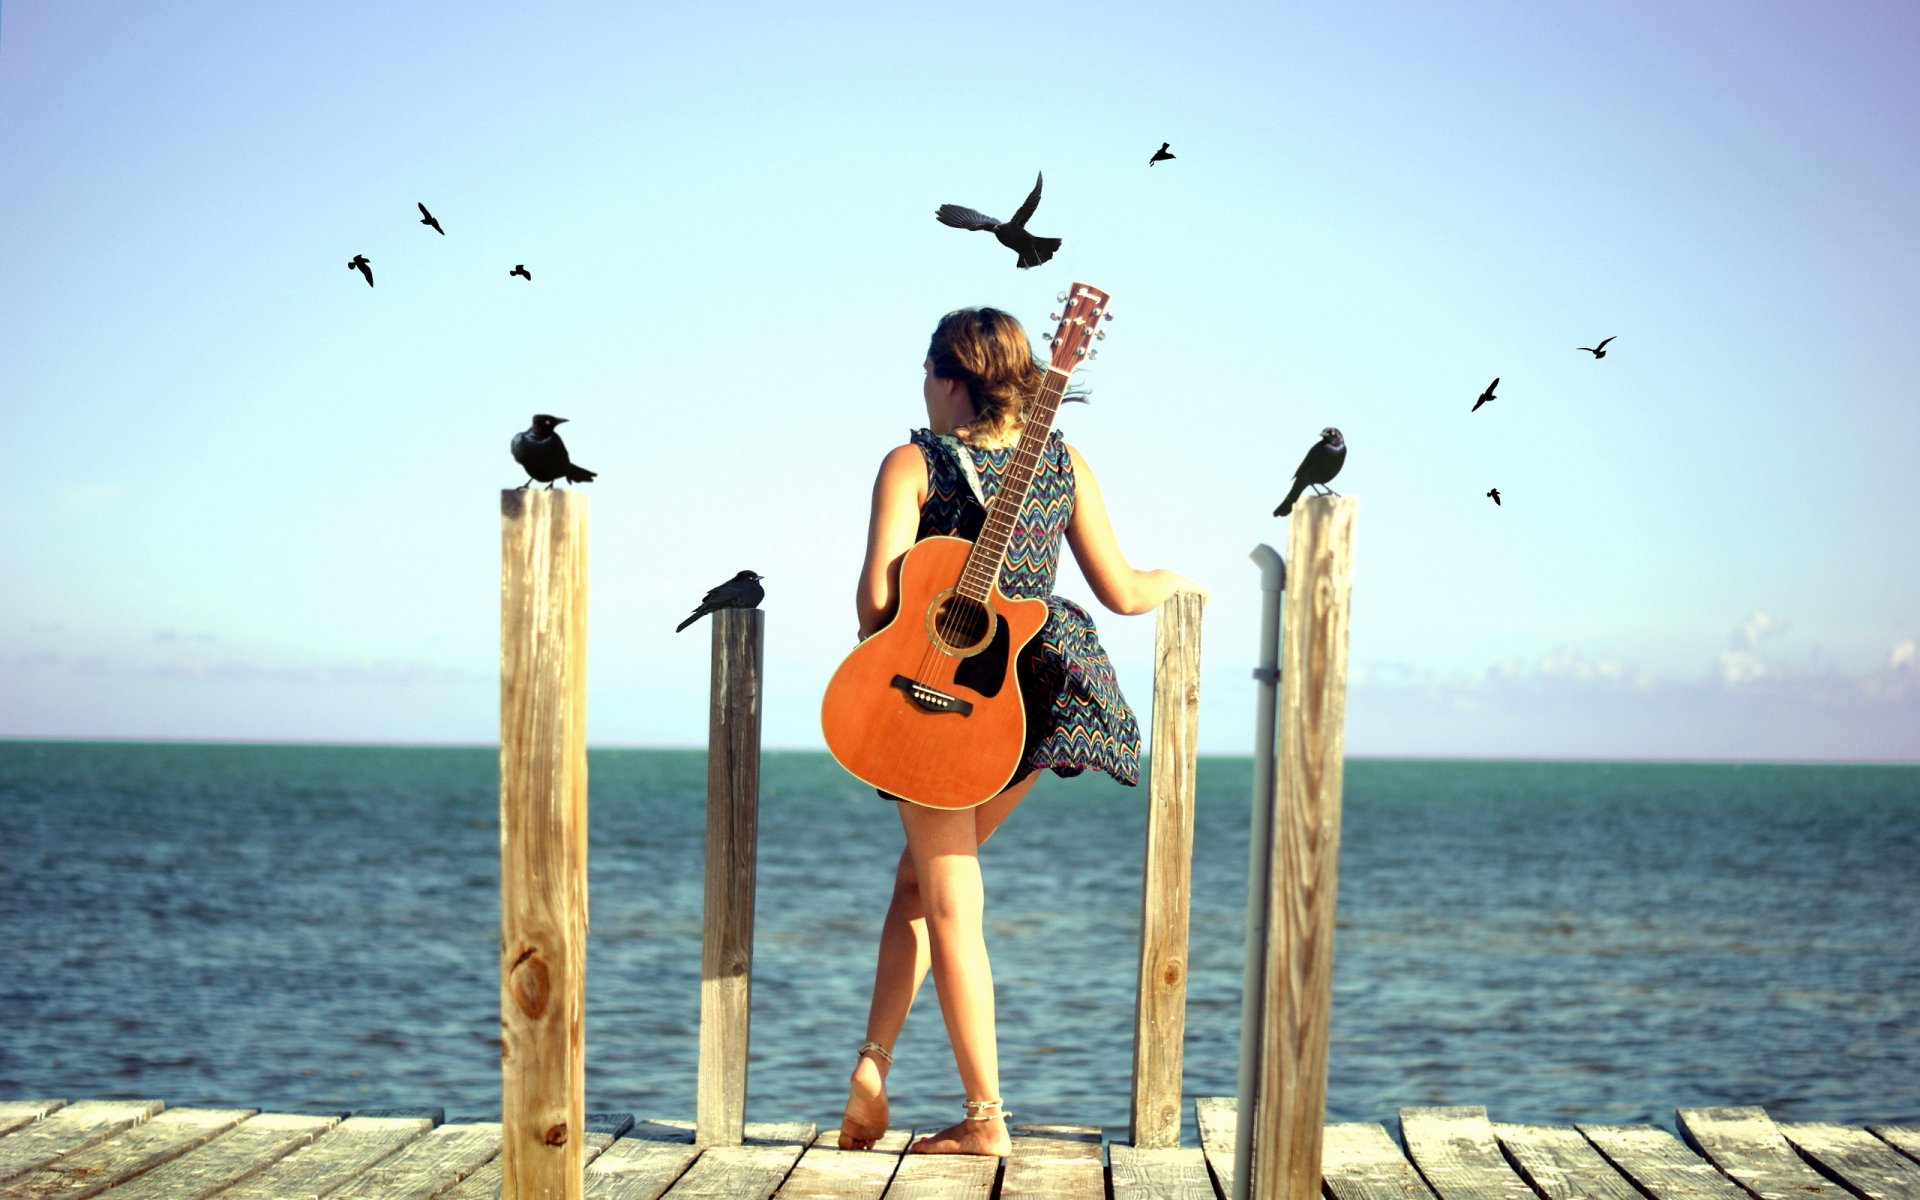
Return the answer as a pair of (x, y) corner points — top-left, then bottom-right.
(932, 433), (991, 509)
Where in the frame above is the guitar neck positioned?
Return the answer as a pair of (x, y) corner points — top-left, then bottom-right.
(954, 366), (1072, 604)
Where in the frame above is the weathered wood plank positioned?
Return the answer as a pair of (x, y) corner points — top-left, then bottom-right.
(771, 1128), (909, 1199)
(213, 1113), (434, 1200)
(654, 1142), (805, 1199)
(1194, 1098), (1239, 1199)
(1399, 1106), (1537, 1200)
(500, 484), (591, 1200)
(335, 1120), (502, 1199)
(92, 1112), (340, 1200)
(443, 1117), (634, 1200)
(1322, 1122), (1441, 1200)
(0, 1099), (163, 1184)
(1678, 1107), (1850, 1200)
(1254, 496), (1356, 1200)
(1875, 1128), (1920, 1167)
(1132, 592), (1204, 1150)
(0, 1101), (67, 1139)
(881, 1141), (1001, 1200)
(1000, 1125), (1104, 1199)
(1579, 1124), (1753, 1200)
(1492, 1122), (1646, 1200)
(1782, 1123), (1920, 1200)
(1110, 1144), (1216, 1199)
(1, 1106), (251, 1200)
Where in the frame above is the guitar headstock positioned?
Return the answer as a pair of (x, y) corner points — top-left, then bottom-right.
(1041, 282), (1111, 373)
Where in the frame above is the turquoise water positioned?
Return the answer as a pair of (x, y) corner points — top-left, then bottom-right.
(1, 741), (1915, 1137)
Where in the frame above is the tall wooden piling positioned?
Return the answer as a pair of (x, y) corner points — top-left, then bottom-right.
(1130, 590), (1205, 1149)
(499, 488), (589, 1200)
(1252, 494), (1356, 1200)
(696, 607), (765, 1147)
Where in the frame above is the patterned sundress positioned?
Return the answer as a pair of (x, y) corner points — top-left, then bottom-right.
(905, 426), (1142, 788)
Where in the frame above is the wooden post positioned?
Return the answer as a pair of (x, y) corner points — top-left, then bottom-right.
(1130, 590), (1205, 1149)
(499, 488), (589, 1200)
(696, 607), (764, 1147)
(1253, 494), (1356, 1200)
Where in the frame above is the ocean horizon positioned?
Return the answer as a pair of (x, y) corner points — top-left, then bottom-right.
(3, 740), (1915, 1140)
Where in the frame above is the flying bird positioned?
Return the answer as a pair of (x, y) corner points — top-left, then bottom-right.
(935, 171), (1061, 269)
(510, 414), (596, 488)
(676, 570), (766, 632)
(1149, 142), (1175, 166)
(510, 264), (532, 281)
(1472, 377), (1499, 412)
(418, 202), (444, 235)
(348, 254), (373, 287)
(1273, 427), (1347, 517)
(1487, 488), (1501, 506)
(1578, 336), (1615, 358)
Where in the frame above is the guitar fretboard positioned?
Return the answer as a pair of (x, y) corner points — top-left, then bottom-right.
(954, 367), (1071, 604)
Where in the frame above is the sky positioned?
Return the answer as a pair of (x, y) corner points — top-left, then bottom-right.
(2, 1), (1916, 761)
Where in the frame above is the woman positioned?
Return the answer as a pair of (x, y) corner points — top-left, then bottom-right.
(838, 306), (1204, 1157)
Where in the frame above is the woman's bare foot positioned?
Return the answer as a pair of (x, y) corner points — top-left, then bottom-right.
(837, 1053), (889, 1150)
(910, 1112), (1010, 1157)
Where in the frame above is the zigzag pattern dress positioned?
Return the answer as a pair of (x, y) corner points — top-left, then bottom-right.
(908, 427), (1142, 788)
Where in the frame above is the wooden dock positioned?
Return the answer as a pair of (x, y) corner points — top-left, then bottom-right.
(4, 1097), (1915, 1199)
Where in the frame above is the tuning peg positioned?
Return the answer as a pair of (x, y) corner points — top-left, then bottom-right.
(1057, 291), (1068, 302)
(1075, 346), (1087, 358)
(1102, 310), (1115, 322)
(1094, 330), (1106, 341)
(1042, 331), (1055, 344)
(1089, 349), (1099, 360)
(1049, 312), (1062, 322)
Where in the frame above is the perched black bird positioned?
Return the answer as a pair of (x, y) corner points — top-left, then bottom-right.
(1149, 141), (1175, 166)
(418, 202), (444, 235)
(1472, 377), (1498, 412)
(510, 264), (532, 281)
(1578, 336), (1615, 358)
(510, 414), (596, 488)
(348, 254), (373, 287)
(1273, 427), (1347, 516)
(935, 171), (1061, 269)
(1487, 488), (1502, 506)
(676, 570), (765, 632)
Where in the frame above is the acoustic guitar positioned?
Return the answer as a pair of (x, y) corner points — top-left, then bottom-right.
(820, 283), (1112, 809)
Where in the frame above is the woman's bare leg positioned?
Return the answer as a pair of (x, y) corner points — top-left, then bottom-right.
(839, 776), (1036, 1151)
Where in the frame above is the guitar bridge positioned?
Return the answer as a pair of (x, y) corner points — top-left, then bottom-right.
(890, 675), (974, 716)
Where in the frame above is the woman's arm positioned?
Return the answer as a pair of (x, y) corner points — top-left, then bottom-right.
(1064, 443), (1206, 615)
(855, 443), (930, 638)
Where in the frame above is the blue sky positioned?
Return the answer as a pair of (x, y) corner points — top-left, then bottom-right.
(2, 1), (1915, 760)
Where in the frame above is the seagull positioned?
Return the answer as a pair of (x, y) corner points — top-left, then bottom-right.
(1578, 336), (1615, 358)
(510, 264), (532, 281)
(417, 202), (444, 235)
(1273, 427), (1347, 517)
(1149, 142), (1175, 166)
(1487, 488), (1501, 506)
(348, 254), (373, 287)
(935, 171), (1061, 269)
(1472, 377), (1498, 412)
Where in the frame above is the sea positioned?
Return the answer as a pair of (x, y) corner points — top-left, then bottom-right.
(2, 741), (1916, 1142)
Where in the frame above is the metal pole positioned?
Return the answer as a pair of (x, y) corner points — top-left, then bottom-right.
(1233, 544), (1286, 1200)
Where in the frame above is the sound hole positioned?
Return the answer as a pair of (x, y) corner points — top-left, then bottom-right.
(929, 591), (994, 656)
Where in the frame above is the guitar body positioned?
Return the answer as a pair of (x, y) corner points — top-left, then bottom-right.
(821, 535), (1051, 809)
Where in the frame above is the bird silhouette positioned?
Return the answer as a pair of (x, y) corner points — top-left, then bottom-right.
(1149, 142), (1175, 166)
(1487, 488), (1501, 506)
(1472, 377), (1499, 412)
(935, 171), (1061, 269)
(676, 570), (765, 632)
(1273, 427), (1347, 516)
(1578, 336), (1615, 358)
(418, 202), (444, 235)
(510, 264), (532, 281)
(510, 414), (596, 488)
(348, 254), (374, 287)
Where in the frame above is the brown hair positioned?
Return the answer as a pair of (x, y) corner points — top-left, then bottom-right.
(926, 307), (1046, 449)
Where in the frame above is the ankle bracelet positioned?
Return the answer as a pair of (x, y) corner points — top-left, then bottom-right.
(858, 1041), (893, 1066)
(962, 1098), (1009, 1122)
